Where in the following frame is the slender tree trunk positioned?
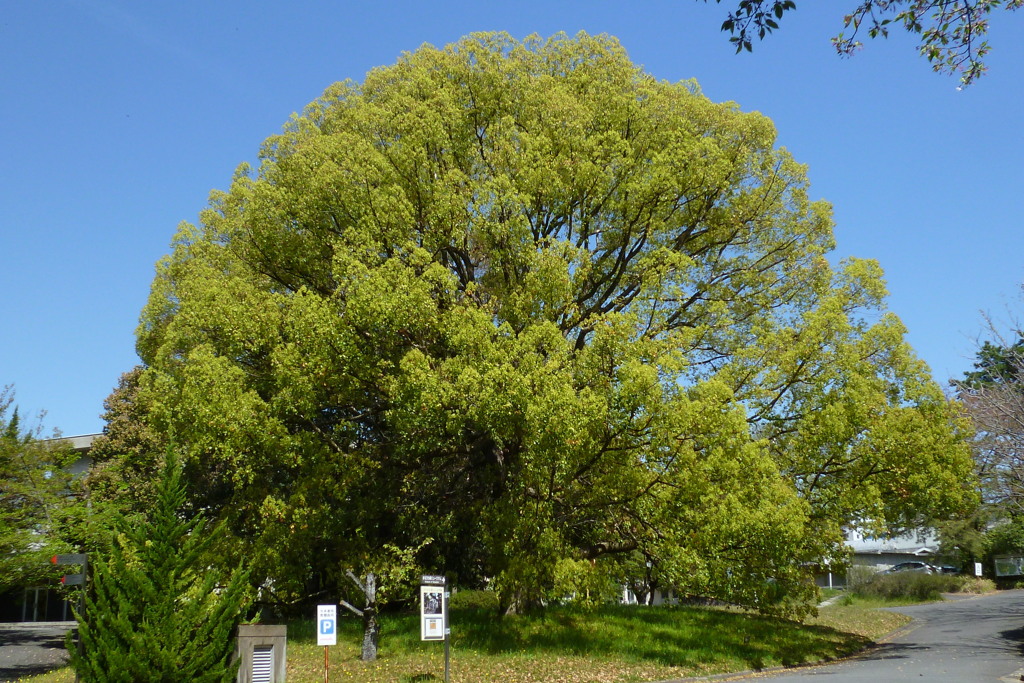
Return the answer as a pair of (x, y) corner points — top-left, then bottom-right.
(341, 570), (381, 662)
(360, 572), (377, 661)
(362, 606), (379, 661)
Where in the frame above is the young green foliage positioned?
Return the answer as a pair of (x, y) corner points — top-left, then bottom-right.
(68, 451), (250, 683)
(133, 32), (973, 616)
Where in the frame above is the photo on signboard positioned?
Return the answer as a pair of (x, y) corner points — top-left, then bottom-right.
(423, 590), (443, 615)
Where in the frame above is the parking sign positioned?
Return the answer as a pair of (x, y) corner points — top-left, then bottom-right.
(317, 604), (337, 646)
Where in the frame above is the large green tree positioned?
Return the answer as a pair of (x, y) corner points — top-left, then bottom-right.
(133, 32), (974, 616)
(703, 1), (1022, 86)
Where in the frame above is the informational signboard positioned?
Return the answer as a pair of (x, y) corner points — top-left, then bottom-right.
(420, 585), (446, 641)
(994, 556), (1024, 577)
(317, 604), (337, 646)
(975, 562), (983, 577)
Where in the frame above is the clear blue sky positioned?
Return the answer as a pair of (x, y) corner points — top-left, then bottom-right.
(3, 1), (1023, 437)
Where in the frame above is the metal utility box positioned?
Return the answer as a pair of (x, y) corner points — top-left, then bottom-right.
(235, 624), (287, 683)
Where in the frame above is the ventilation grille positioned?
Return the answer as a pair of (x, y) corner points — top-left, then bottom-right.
(252, 645), (273, 683)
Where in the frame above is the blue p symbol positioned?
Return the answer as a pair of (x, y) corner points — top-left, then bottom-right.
(320, 620), (334, 634)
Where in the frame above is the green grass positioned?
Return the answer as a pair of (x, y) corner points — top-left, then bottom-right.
(284, 603), (898, 682)
(812, 601), (911, 638)
(14, 601), (911, 683)
(9, 671), (71, 683)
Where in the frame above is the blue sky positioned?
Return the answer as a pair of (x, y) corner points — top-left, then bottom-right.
(2, 1), (1022, 437)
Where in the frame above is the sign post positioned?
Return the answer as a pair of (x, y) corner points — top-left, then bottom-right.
(420, 575), (450, 682)
(52, 554), (87, 683)
(317, 604), (337, 683)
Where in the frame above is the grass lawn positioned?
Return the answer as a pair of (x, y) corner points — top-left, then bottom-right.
(14, 601), (910, 683)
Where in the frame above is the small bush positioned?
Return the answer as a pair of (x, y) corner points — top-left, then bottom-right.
(845, 565), (881, 594)
(449, 589), (500, 612)
(950, 576), (996, 594)
(853, 571), (959, 602)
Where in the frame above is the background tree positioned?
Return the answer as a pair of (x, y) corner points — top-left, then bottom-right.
(955, 327), (1024, 513)
(944, 310), (1024, 572)
(0, 385), (76, 593)
(131, 31), (974, 617)
(69, 450), (250, 683)
(338, 542), (428, 661)
(47, 367), (173, 560)
(84, 367), (168, 513)
(962, 338), (1024, 388)
(703, 0), (1023, 86)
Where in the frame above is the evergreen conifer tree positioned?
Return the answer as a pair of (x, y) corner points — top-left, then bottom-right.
(68, 451), (250, 683)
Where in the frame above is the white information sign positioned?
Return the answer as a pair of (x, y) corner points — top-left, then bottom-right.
(420, 585), (446, 641)
(317, 604), (337, 646)
(975, 561), (983, 577)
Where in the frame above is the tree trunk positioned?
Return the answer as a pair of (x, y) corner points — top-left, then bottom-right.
(360, 573), (378, 661)
(361, 607), (379, 661)
(500, 587), (544, 616)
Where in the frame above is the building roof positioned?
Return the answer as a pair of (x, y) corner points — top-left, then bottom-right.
(40, 433), (101, 452)
(847, 528), (938, 556)
(61, 434), (101, 452)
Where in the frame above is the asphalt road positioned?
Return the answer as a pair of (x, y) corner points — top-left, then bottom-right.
(749, 589), (1024, 682)
(0, 622), (74, 683)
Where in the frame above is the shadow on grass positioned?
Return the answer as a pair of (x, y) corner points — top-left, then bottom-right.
(288, 604), (871, 672)
(450, 605), (869, 670)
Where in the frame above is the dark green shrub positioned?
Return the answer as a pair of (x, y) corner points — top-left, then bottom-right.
(450, 588), (500, 612)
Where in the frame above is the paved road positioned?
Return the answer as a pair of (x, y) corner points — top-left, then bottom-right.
(0, 622), (74, 683)
(750, 589), (1024, 682)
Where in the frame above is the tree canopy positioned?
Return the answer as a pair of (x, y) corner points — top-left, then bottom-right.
(84, 366), (167, 514)
(704, 0), (1023, 87)
(132, 32), (975, 615)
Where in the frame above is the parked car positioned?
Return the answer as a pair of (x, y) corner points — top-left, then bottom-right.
(883, 561), (937, 574)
